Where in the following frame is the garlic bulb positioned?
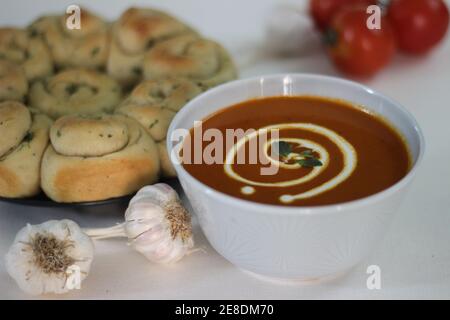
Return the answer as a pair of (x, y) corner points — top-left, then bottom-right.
(125, 184), (194, 263)
(5, 220), (94, 296)
(85, 183), (194, 264)
(265, 4), (321, 56)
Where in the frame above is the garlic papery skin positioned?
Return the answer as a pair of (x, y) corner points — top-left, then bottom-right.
(5, 220), (94, 296)
(124, 184), (194, 264)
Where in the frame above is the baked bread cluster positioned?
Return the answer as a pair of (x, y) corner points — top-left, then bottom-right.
(0, 6), (237, 202)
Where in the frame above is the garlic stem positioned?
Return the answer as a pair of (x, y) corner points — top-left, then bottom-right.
(83, 223), (127, 240)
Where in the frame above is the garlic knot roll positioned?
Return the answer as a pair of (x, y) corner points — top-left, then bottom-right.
(29, 68), (122, 119)
(143, 34), (237, 90)
(0, 27), (53, 81)
(29, 8), (109, 69)
(107, 7), (196, 87)
(0, 60), (28, 102)
(0, 101), (52, 198)
(41, 114), (160, 202)
(117, 78), (202, 177)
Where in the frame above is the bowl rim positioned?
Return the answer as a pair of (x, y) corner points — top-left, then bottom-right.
(167, 73), (426, 216)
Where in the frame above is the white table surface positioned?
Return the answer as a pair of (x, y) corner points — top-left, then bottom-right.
(1, 0), (449, 300)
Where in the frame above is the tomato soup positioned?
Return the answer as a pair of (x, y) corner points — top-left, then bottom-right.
(181, 96), (411, 206)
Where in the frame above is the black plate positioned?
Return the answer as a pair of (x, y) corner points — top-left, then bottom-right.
(0, 178), (179, 208)
(0, 192), (132, 207)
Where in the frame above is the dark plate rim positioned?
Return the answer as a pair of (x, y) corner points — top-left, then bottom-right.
(0, 193), (133, 207)
(0, 178), (179, 207)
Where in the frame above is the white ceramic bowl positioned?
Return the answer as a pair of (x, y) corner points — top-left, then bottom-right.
(167, 74), (425, 282)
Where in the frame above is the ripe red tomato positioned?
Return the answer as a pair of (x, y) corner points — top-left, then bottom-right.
(309, 0), (375, 31)
(388, 0), (449, 55)
(326, 5), (396, 77)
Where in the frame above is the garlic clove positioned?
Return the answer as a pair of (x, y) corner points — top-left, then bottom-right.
(125, 201), (165, 221)
(125, 218), (162, 240)
(131, 224), (166, 247)
(138, 237), (188, 264)
(124, 203), (165, 238)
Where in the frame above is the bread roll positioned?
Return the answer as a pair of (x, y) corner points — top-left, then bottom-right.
(29, 68), (122, 119)
(29, 8), (109, 69)
(0, 27), (53, 81)
(144, 34), (237, 89)
(0, 60), (28, 102)
(41, 114), (160, 202)
(157, 141), (176, 177)
(116, 78), (202, 177)
(107, 8), (196, 87)
(0, 101), (52, 198)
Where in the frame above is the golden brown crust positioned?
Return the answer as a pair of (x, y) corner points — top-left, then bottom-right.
(115, 8), (192, 54)
(44, 152), (158, 202)
(0, 27), (53, 81)
(143, 34), (237, 89)
(0, 104), (52, 198)
(41, 115), (160, 202)
(0, 166), (19, 197)
(29, 68), (122, 119)
(29, 8), (110, 69)
(107, 7), (196, 87)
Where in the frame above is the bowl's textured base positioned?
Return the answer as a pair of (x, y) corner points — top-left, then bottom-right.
(240, 268), (352, 286)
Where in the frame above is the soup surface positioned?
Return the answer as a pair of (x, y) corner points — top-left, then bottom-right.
(181, 96), (410, 206)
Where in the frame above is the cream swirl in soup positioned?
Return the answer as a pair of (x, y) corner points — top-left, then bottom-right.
(224, 123), (357, 203)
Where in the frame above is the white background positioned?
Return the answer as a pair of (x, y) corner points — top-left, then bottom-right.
(0, 0), (449, 299)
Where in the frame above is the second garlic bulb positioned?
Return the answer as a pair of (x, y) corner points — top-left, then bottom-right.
(124, 184), (194, 264)
(5, 220), (94, 295)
